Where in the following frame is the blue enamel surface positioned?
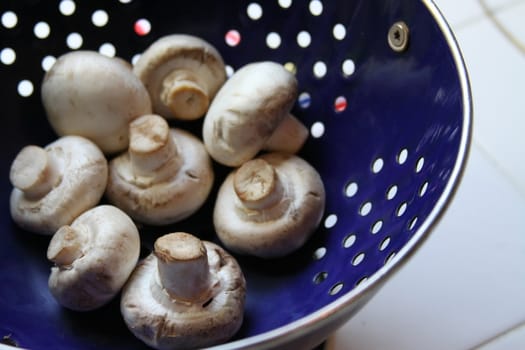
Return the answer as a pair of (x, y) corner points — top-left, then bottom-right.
(0, 0), (468, 349)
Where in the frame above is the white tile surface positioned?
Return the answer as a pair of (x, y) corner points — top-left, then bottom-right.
(454, 2), (525, 195)
(328, 0), (525, 348)
(485, 0), (524, 10)
(493, 1), (525, 52)
(433, 0), (524, 29)
(328, 142), (525, 350)
(432, 0), (482, 28)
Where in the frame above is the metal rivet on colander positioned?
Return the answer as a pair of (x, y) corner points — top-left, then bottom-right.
(388, 21), (409, 52)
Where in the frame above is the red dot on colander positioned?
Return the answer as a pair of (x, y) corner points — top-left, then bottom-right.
(134, 19), (151, 36)
(225, 30), (241, 47)
(334, 96), (347, 112)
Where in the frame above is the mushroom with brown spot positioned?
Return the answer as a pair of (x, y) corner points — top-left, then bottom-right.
(41, 50), (152, 154)
(9, 136), (108, 235)
(47, 205), (141, 311)
(133, 34), (227, 121)
(202, 61), (309, 167)
(214, 152), (326, 258)
(121, 232), (246, 350)
(105, 114), (214, 225)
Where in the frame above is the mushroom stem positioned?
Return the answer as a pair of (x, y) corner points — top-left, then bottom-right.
(47, 225), (86, 269)
(9, 145), (60, 199)
(154, 232), (212, 304)
(263, 113), (309, 154)
(129, 115), (182, 186)
(233, 158), (284, 211)
(161, 70), (210, 120)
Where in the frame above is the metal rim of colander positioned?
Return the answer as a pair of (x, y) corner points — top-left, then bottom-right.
(206, 0), (473, 348)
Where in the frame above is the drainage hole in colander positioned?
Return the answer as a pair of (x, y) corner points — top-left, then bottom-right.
(134, 18), (152, 36)
(312, 247), (326, 260)
(313, 272), (328, 285)
(342, 234), (356, 249)
(99, 43), (116, 58)
(297, 31), (312, 48)
(386, 184), (398, 200)
(344, 182), (358, 198)
(397, 148), (409, 165)
(371, 157), (384, 174)
(131, 54), (141, 65)
(324, 214), (337, 229)
(359, 201), (372, 216)
(266, 32), (281, 49)
(419, 181), (429, 197)
(284, 62), (297, 74)
(342, 59), (356, 77)
(334, 95), (347, 113)
(225, 65), (235, 78)
(370, 220), (383, 235)
(396, 202), (408, 217)
(352, 253), (365, 266)
(66, 32), (83, 50)
(17, 80), (34, 98)
(333, 24), (346, 40)
(298, 92), (312, 109)
(309, 0), (324, 16)
(246, 3), (263, 20)
(278, 0), (292, 9)
(1, 11), (18, 29)
(313, 61), (327, 79)
(0, 48), (15, 66)
(225, 30), (241, 47)
(34, 22), (51, 40)
(91, 9), (109, 27)
(385, 251), (397, 265)
(329, 282), (344, 296)
(59, 0), (76, 16)
(42, 56), (56, 72)
(310, 121), (325, 138)
(415, 157), (425, 173)
(379, 236), (391, 251)
(408, 217), (418, 231)
(356, 277), (368, 287)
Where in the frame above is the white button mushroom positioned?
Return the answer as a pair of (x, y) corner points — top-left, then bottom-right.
(9, 136), (108, 235)
(41, 50), (152, 154)
(121, 232), (246, 350)
(105, 114), (214, 225)
(214, 152), (326, 258)
(202, 61), (309, 167)
(47, 205), (141, 311)
(133, 34), (227, 121)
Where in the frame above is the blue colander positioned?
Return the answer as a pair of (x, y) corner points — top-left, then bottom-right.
(0, 0), (471, 349)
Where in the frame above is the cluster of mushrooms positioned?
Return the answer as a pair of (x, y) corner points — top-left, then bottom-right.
(9, 34), (326, 349)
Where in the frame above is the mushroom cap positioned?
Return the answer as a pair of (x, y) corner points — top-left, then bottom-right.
(47, 205), (140, 311)
(41, 50), (152, 154)
(10, 136), (108, 235)
(133, 34), (226, 120)
(202, 61), (298, 167)
(121, 240), (246, 350)
(106, 128), (214, 225)
(214, 153), (326, 258)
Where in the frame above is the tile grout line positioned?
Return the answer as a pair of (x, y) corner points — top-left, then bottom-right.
(466, 319), (525, 349)
(471, 140), (525, 200)
(451, 0), (525, 32)
(457, 0), (525, 200)
(477, 0), (525, 55)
